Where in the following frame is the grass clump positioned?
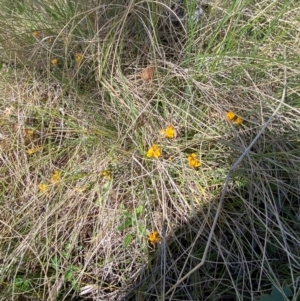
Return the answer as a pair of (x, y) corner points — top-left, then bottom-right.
(1, 0), (300, 300)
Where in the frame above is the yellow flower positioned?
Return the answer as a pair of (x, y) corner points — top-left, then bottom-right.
(233, 116), (243, 125)
(146, 144), (161, 158)
(75, 53), (83, 64)
(226, 111), (243, 125)
(33, 31), (40, 38)
(74, 185), (87, 193)
(226, 111), (235, 121)
(38, 183), (48, 193)
(51, 170), (61, 184)
(148, 231), (161, 247)
(160, 125), (175, 138)
(187, 153), (201, 168)
(24, 129), (34, 139)
(100, 170), (112, 180)
(51, 58), (58, 66)
(26, 146), (43, 155)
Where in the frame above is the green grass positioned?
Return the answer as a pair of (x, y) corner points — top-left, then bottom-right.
(1, 0), (300, 300)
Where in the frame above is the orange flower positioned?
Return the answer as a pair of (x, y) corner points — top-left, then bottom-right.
(226, 111), (243, 125)
(146, 144), (161, 158)
(187, 153), (201, 168)
(160, 125), (175, 138)
(148, 231), (161, 246)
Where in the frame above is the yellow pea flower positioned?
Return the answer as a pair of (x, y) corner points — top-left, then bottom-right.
(33, 31), (41, 38)
(148, 231), (161, 247)
(24, 129), (34, 139)
(146, 144), (161, 159)
(51, 58), (58, 66)
(75, 53), (83, 64)
(233, 116), (243, 125)
(74, 185), (87, 193)
(160, 125), (175, 138)
(187, 153), (201, 168)
(101, 170), (112, 180)
(51, 170), (61, 184)
(38, 183), (48, 193)
(226, 111), (243, 125)
(26, 146), (43, 155)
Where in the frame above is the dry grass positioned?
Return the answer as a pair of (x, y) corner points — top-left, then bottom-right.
(1, 0), (300, 300)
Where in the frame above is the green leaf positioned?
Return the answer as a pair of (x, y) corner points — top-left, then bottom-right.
(122, 234), (132, 248)
(283, 285), (293, 297)
(50, 256), (61, 270)
(259, 285), (293, 301)
(270, 284), (293, 301)
(271, 285), (285, 301)
(137, 225), (146, 236)
(14, 277), (31, 291)
(117, 217), (133, 231)
(64, 268), (73, 282)
(136, 204), (143, 217)
(259, 294), (274, 301)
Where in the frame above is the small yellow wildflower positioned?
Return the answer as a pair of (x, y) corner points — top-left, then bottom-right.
(148, 231), (161, 247)
(26, 146), (43, 155)
(51, 170), (61, 184)
(74, 185), (87, 193)
(38, 183), (48, 193)
(233, 116), (243, 125)
(187, 153), (201, 168)
(226, 111), (235, 121)
(160, 125), (175, 138)
(33, 31), (40, 38)
(146, 144), (161, 159)
(101, 170), (112, 180)
(51, 58), (58, 66)
(24, 129), (34, 139)
(226, 111), (243, 125)
(75, 53), (83, 64)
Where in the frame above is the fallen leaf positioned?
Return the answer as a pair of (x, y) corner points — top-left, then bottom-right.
(141, 66), (155, 81)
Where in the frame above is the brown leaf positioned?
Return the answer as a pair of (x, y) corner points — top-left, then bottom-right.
(140, 66), (155, 81)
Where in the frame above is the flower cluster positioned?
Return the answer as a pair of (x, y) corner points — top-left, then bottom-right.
(187, 153), (201, 168)
(146, 144), (161, 159)
(226, 111), (243, 125)
(38, 170), (61, 194)
(146, 125), (202, 168)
